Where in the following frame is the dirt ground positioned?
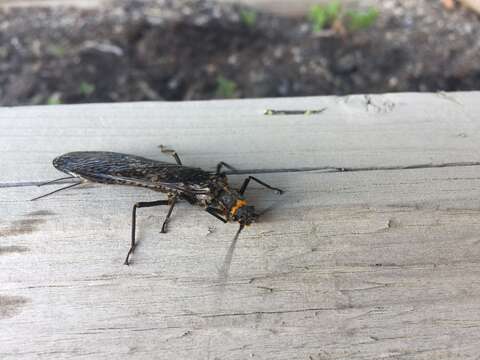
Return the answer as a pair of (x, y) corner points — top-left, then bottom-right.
(0, 0), (479, 106)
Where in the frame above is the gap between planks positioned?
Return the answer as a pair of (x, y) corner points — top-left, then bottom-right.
(3, 160), (480, 188)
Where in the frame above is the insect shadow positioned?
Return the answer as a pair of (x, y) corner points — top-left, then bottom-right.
(32, 147), (284, 265)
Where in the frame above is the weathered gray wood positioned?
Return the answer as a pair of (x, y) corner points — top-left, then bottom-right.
(0, 0), (101, 8)
(2, 92), (480, 359)
(219, 0), (375, 16)
(0, 0), (372, 14)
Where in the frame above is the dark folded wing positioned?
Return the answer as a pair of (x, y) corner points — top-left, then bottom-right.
(53, 151), (212, 194)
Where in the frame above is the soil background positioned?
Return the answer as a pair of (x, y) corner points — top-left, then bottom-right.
(1, 0), (479, 106)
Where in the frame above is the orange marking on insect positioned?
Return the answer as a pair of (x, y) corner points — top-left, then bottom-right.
(230, 199), (247, 216)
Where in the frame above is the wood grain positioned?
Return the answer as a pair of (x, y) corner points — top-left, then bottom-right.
(1, 92), (480, 359)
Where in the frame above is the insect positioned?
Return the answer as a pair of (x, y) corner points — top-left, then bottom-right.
(32, 147), (283, 265)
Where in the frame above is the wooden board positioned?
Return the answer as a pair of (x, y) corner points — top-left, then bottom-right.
(0, 0), (372, 15)
(0, 0), (102, 8)
(2, 92), (480, 359)
(218, 0), (372, 16)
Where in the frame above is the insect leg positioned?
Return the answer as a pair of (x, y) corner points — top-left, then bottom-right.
(125, 199), (170, 266)
(161, 196), (178, 233)
(31, 182), (82, 201)
(239, 176), (283, 195)
(216, 161), (237, 174)
(159, 145), (182, 165)
(206, 206), (228, 223)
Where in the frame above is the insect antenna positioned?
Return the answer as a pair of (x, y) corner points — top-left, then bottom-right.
(37, 176), (76, 187)
(31, 182), (82, 201)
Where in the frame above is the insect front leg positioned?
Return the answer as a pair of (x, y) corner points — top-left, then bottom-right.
(161, 195), (178, 233)
(206, 206), (228, 223)
(216, 161), (237, 174)
(125, 199), (170, 266)
(159, 145), (182, 165)
(239, 176), (283, 195)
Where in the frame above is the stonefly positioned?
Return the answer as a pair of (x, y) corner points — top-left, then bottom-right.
(32, 147), (283, 265)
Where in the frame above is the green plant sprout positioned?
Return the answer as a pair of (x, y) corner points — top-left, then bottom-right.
(79, 81), (95, 96)
(47, 45), (66, 57)
(47, 93), (62, 105)
(215, 76), (238, 98)
(240, 9), (257, 28)
(308, 2), (378, 33)
(308, 1), (342, 32)
(346, 8), (379, 31)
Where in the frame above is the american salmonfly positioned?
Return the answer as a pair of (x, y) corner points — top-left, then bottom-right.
(33, 147), (283, 265)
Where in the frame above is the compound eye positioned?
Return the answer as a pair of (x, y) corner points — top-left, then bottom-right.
(221, 194), (235, 207)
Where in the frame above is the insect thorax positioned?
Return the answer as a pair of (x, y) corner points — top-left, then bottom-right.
(206, 176), (250, 220)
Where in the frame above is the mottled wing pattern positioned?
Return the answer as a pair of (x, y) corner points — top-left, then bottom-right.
(53, 151), (212, 194)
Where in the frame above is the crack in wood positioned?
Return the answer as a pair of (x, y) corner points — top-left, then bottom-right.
(2, 161), (480, 188)
(24, 210), (56, 216)
(200, 307), (336, 318)
(226, 161), (480, 175)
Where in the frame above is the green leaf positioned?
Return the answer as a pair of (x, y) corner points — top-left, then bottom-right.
(308, 2), (341, 32)
(47, 93), (62, 105)
(240, 9), (257, 28)
(79, 82), (95, 96)
(47, 45), (65, 57)
(346, 8), (379, 31)
(325, 1), (342, 20)
(215, 76), (237, 98)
